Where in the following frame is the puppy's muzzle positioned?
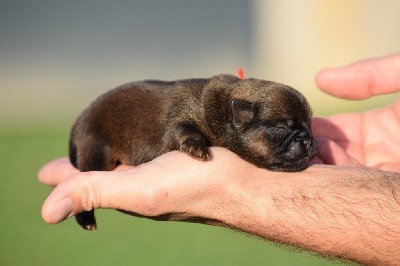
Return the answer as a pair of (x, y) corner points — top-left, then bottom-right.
(270, 129), (317, 171)
(285, 130), (316, 158)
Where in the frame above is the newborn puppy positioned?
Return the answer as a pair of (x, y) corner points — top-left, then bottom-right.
(70, 74), (317, 230)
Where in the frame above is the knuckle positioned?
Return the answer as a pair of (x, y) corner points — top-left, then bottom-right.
(76, 172), (102, 211)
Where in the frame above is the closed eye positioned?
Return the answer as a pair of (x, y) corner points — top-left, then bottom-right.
(276, 119), (294, 130)
(263, 123), (292, 144)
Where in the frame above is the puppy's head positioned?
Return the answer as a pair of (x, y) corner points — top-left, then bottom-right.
(205, 75), (316, 172)
(229, 78), (316, 171)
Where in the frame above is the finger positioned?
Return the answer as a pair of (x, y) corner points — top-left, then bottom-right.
(316, 53), (400, 99)
(317, 138), (362, 167)
(41, 168), (157, 224)
(38, 158), (78, 186)
(312, 116), (362, 144)
(40, 149), (206, 225)
(38, 157), (134, 187)
(310, 155), (323, 165)
(115, 164), (134, 171)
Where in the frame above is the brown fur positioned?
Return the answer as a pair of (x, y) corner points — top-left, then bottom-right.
(69, 74), (317, 230)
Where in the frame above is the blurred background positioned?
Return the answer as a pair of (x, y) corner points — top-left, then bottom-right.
(1, 0), (399, 265)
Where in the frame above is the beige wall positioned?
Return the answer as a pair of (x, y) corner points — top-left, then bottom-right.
(252, 0), (400, 115)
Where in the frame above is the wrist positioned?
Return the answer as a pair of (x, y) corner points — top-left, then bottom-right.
(182, 148), (265, 226)
(195, 163), (276, 231)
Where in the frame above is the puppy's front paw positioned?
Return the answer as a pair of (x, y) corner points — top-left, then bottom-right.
(180, 138), (209, 160)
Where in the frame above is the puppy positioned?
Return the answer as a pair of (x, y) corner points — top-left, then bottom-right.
(69, 74), (317, 230)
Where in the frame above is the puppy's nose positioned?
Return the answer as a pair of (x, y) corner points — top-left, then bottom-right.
(295, 131), (314, 149)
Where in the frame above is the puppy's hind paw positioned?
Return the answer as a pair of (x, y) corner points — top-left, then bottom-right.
(76, 210), (97, 231)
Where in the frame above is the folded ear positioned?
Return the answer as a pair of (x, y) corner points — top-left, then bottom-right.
(205, 74), (240, 90)
(202, 74), (241, 134)
(231, 99), (254, 128)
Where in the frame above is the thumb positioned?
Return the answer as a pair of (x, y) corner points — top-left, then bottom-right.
(41, 168), (160, 224)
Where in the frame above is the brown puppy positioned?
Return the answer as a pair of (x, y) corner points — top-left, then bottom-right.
(70, 74), (317, 230)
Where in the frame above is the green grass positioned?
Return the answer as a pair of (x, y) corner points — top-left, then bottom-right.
(0, 125), (348, 266)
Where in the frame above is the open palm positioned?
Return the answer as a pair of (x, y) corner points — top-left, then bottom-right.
(313, 102), (400, 171)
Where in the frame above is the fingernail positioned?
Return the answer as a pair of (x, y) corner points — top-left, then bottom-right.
(51, 198), (73, 223)
(37, 165), (48, 182)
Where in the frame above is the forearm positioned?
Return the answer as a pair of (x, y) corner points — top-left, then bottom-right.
(207, 165), (400, 265)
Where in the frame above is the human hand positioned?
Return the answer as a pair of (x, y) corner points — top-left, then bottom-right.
(313, 53), (400, 171)
(39, 147), (260, 225)
(39, 134), (400, 265)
